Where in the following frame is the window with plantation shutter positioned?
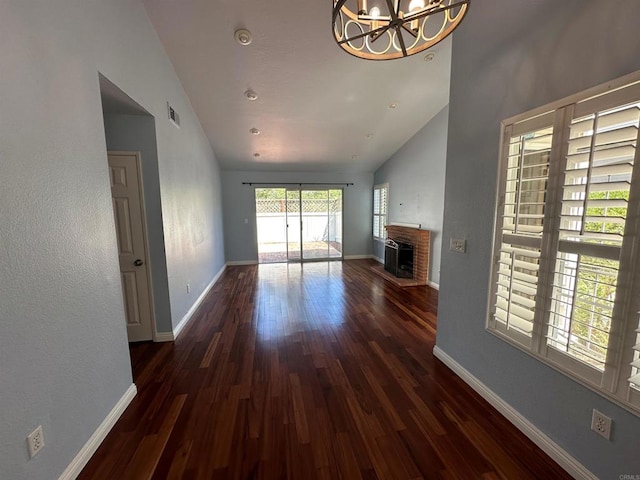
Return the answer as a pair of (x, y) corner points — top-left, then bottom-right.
(488, 72), (640, 414)
(373, 184), (388, 239)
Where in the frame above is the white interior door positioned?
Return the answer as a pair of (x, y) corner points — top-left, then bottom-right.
(108, 152), (154, 342)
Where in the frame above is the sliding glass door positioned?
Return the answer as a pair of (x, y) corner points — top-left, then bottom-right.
(255, 187), (343, 263)
(286, 189), (301, 261)
(300, 189), (342, 260)
(255, 188), (287, 263)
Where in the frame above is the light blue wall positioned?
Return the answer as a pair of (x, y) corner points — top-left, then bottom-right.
(103, 114), (173, 334)
(0, 1), (225, 478)
(436, 0), (640, 477)
(374, 106), (448, 286)
(222, 171), (373, 262)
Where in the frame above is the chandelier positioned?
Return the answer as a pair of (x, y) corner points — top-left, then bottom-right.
(332, 0), (469, 60)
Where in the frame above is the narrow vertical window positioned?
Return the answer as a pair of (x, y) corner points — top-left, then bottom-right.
(373, 184), (389, 239)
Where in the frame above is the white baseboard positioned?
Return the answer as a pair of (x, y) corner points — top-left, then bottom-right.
(432, 346), (596, 480)
(226, 260), (258, 265)
(428, 281), (440, 290)
(343, 255), (374, 260)
(173, 264), (227, 340)
(372, 255), (384, 264)
(154, 331), (175, 342)
(58, 384), (137, 480)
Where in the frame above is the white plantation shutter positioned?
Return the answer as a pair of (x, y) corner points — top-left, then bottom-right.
(544, 103), (639, 380)
(626, 315), (640, 408)
(373, 188), (381, 237)
(373, 184), (388, 239)
(490, 119), (553, 346)
(489, 74), (640, 413)
(630, 318), (640, 389)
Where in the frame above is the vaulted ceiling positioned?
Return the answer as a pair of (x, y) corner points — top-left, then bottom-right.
(142, 0), (452, 172)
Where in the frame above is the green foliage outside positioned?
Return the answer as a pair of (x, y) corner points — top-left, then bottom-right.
(584, 189), (629, 239)
(557, 190), (627, 368)
(568, 255), (618, 368)
(255, 188), (287, 200)
(255, 188), (343, 213)
(255, 188), (343, 200)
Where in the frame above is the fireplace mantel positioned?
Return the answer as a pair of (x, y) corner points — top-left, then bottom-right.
(384, 225), (430, 286)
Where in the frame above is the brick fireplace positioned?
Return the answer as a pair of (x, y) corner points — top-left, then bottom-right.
(373, 225), (430, 287)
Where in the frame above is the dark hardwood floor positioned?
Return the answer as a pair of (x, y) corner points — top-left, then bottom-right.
(79, 260), (570, 480)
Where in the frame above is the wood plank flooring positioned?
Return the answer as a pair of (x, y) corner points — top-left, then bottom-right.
(79, 260), (571, 480)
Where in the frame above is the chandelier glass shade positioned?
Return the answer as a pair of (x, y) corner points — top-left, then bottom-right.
(332, 0), (469, 60)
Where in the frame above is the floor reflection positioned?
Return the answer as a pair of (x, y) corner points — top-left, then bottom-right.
(255, 262), (346, 342)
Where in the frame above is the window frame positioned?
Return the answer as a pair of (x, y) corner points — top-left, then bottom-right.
(373, 183), (389, 240)
(487, 70), (640, 416)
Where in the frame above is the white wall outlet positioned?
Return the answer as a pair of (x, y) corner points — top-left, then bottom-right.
(450, 238), (466, 253)
(186, 283), (191, 294)
(591, 409), (612, 440)
(27, 425), (44, 458)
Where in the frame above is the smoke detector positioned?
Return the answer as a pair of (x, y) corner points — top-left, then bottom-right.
(235, 29), (252, 46)
(244, 90), (258, 101)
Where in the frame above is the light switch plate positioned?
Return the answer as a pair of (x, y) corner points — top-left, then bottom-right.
(450, 238), (466, 253)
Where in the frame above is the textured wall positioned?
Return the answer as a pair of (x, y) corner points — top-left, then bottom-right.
(374, 106), (448, 285)
(0, 1), (224, 478)
(436, 1), (640, 477)
(221, 171), (373, 262)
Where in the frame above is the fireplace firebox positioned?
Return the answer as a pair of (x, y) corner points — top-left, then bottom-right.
(384, 239), (414, 279)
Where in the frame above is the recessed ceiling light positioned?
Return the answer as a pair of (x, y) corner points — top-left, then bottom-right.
(389, 103), (398, 109)
(253, 152), (261, 158)
(249, 128), (260, 135)
(234, 29), (252, 46)
(244, 90), (258, 101)
(424, 51), (436, 62)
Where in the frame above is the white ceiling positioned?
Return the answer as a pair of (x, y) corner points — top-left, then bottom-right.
(142, 0), (452, 173)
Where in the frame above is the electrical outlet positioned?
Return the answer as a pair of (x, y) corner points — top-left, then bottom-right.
(186, 283), (191, 294)
(27, 425), (44, 458)
(450, 238), (466, 253)
(591, 409), (612, 440)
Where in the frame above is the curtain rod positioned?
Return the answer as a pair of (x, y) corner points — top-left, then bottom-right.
(242, 182), (354, 187)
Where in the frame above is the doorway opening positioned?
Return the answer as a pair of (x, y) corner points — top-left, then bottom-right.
(99, 74), (172, 344)
(256, 188), (343, 263)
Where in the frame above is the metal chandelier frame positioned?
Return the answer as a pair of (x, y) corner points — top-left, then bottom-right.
(332, 0), (469, 60)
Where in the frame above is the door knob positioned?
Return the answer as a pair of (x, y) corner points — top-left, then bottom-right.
(133, 259), (144, 266)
